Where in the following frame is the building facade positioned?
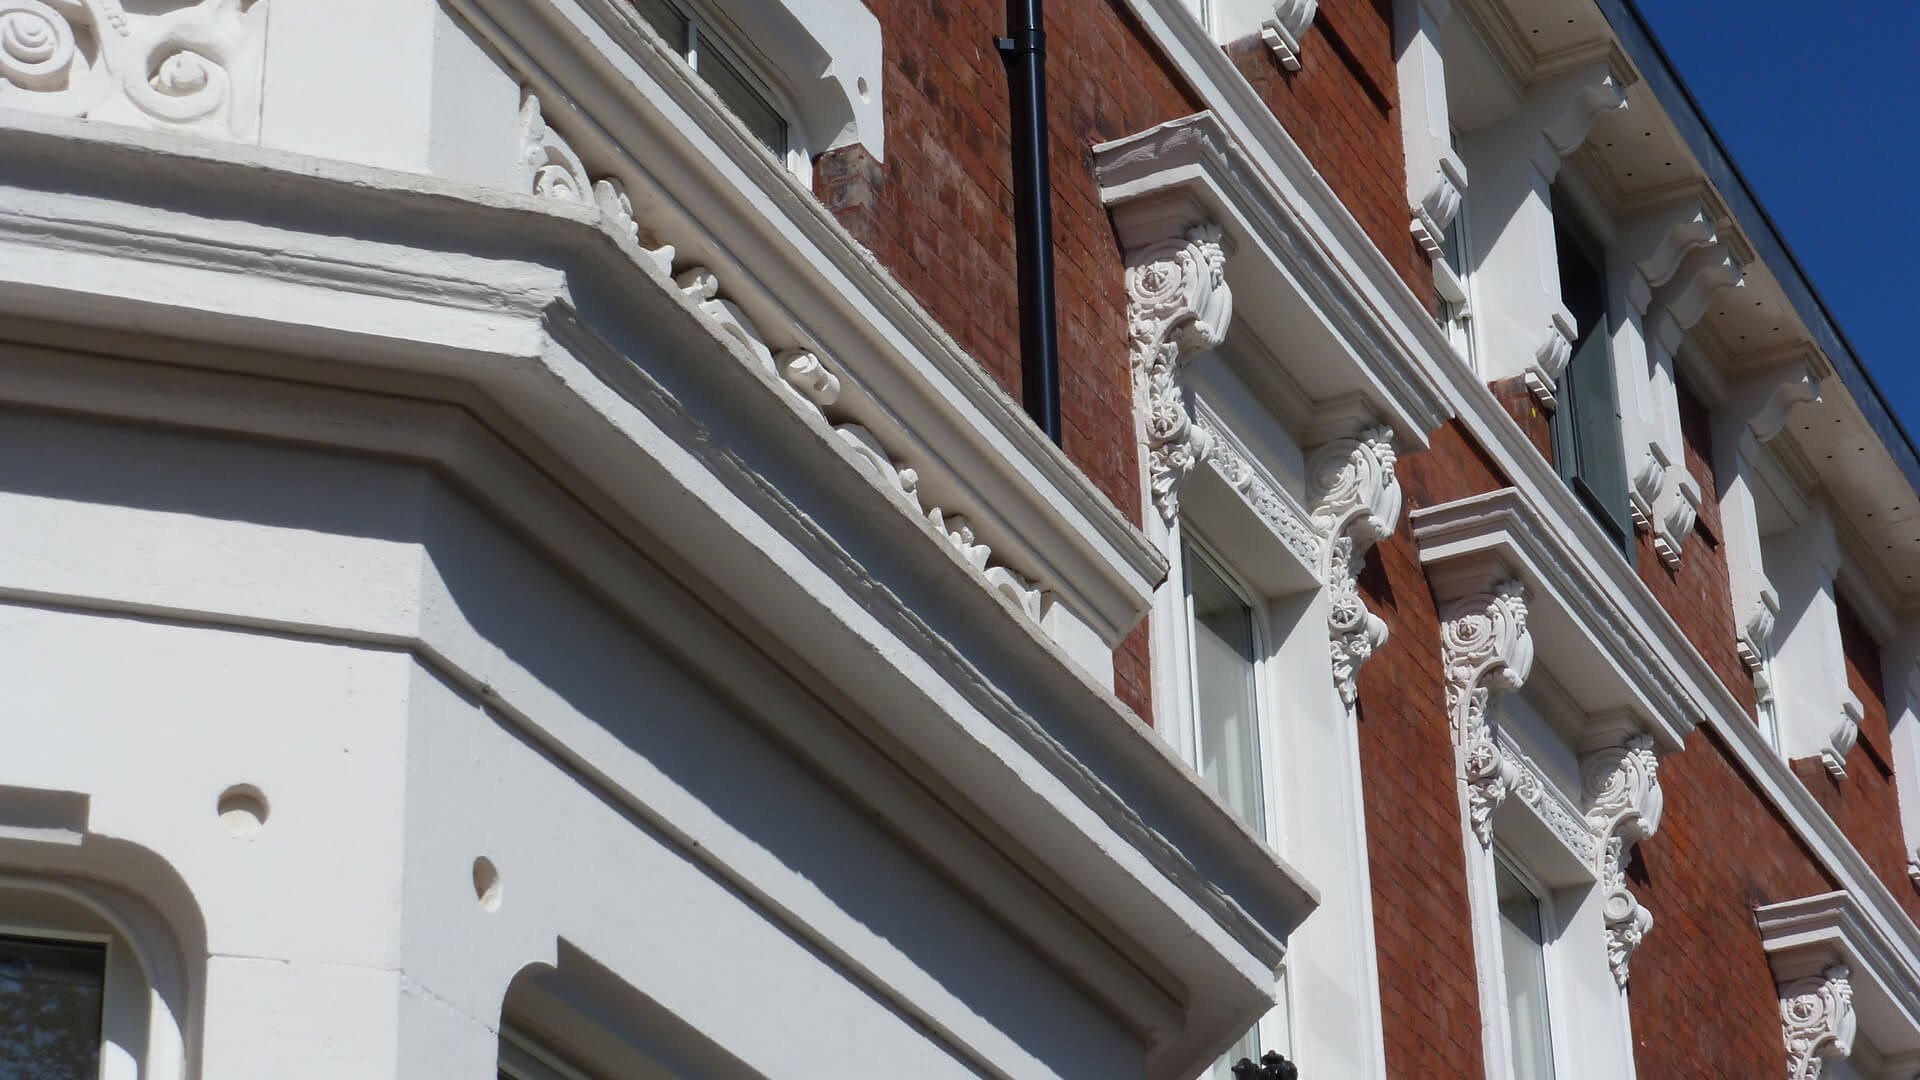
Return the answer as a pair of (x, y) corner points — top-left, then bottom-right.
(0, 0), (1915, 1077)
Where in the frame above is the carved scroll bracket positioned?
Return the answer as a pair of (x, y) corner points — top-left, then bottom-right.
(1580, 734), (1663, 986)
(1439, 579), (1534, 845)
(1307, 426), (1401, 707)
(1126, 225), (1233, 523)
(1781, 964), (1856, 1080)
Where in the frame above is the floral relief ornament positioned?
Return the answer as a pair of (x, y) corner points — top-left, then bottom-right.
(1781, 964), (1856, 1080)
(0, 0), (268, 141)
(1439, 579), (1534, 845)
(1580, 734), (1663, 986)
(1126, 225), (1233, 523)
(1306, 426), (1401, 706)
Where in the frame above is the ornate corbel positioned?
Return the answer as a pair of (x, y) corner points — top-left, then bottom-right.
(1410, 158), (1467, 261)
(1526, 312), (1576, 409)
(1781, 964), (1857, 1080)
(1581, 735), (1664, 986)
(1624, 199), (1718, 316)
(1262, 0), (1319, 71)
(1629, 446), (1668, 533)
(1653, 242), (1745, 334)
(1440, 580), (1534, 845)
(1823, 692), (1864, 782)
(1533, 64), (1630, 182)
(1737, 582), (1781, 672)
(1127, 225), (1234, 523)
(1307, 426), (1402, 706)
(1653, 471), (1702, 570)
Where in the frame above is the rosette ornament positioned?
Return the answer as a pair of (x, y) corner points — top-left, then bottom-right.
(1307, 426), (1401, 706)
(1580, 734), (1663, 986)
(1125, 225), (1233, 523)
(1781, 964), (1855, 1080)
(1439, 580), (1534, 845)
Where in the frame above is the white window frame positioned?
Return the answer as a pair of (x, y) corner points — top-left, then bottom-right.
(628, 0), (811, 178)
(1177, 528), (1279, 842)
(1487, 847), (1569, 1080)
(0, 878), (184, 1080)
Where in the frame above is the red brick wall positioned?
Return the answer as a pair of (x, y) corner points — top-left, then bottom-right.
(1353, 419), (1511, 1077)
(1635, 378), (1756, 716)
(1627, 723), (1840, 1075)
(1225, 0), (1434, 301)
(1791, 594), (1920, 922)
(1490, 375), (1552, 462)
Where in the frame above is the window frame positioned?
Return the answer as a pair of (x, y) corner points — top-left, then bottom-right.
(0, 924), (114, 1080)
(1489, 849), (1566, 1080)
(1546, 187), (1633, 555)
(624, 0), (809, 177)
(1179, 529), (1275, 843)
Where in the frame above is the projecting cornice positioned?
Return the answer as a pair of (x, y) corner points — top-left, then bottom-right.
(1412, 488), (1695, 751)
(1757, 891), (1920, 1075)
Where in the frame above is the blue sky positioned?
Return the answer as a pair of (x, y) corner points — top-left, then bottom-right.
(1632, 1), (1920, 439)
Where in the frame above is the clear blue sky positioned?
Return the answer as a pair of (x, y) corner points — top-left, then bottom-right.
(1632, 1), (1920, 439)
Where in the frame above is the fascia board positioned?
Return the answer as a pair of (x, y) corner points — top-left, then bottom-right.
(1601, 0), (1920, 521)
(1757, 891), (1920, 1057)
(449, 0), (1167, 645)
(1093, 112), (1451, 447)
(1411, 488), (1691, 750)
(0, 120), (1318, 1076)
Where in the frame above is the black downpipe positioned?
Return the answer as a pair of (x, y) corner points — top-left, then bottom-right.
(996, 0), (1062, 445)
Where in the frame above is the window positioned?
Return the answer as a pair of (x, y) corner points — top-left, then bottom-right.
(1548, 192), (1632, 552)
(1184, 538), (1267, 840)
(1495, 858), (1558, 1080)
(0, 933), (107, 1079)
(627, 0), (792, 161)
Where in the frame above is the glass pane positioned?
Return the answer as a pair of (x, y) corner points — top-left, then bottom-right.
(0, 934), (106, 1080)
(1186, 544), (1264, 839)
(626, 0), (688, 50)
(1496, 863), (1557, 1080)
(693, 34), (787, 157)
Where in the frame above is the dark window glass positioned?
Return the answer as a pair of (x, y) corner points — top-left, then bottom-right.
(0, 934), (106, 1080)
(1548, 193), (1632, 552)
(693, 35), (788, 157)
(628, 0), (689, 48)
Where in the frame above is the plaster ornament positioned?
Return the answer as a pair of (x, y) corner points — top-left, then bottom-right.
(1625, 200), (1716, 314)
(1307, 426), (1401, 707)
(1629, 448), (1666, 533)
(1260, 0), (1317, 71)
(1196, 410), (1322, 568)
(1126, 225), (1233, 522)
(1439, 579), (1534, 845)
(1536, 67), (1629, 180)
(0, 0), (266, 140)
(1781, 964), (1856, 1080)
(1581, 735), (1663, 985)
(1410, 162), (1465, 261)
(1653, 473), (1702, 569)
(1526, 316), (1573, 409)
(1737, 582), (1780, 672)
(519, 92), (673, 271)
(779, 351), (841, 408)
(1824, 694), (1864, 782)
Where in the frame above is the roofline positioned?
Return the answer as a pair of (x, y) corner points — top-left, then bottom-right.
(1605, 0), (1920, 495)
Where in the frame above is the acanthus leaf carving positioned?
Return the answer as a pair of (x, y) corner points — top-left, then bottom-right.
(1581, 734), (1663, 986)
(1439, 580), (1533, 845)
(1194, 406), (1322, 569)
(1781, 964), (1856, 1080)
(1653, 471), (1702, 570)
(1127, 225), (1233, 523)
(1629, 446), (1666, 533)
(0, 0), (267, 141)
(1308, 426), (1400, 707)
(1824, 693), (1863, 782)
(520, 91), (675, 274)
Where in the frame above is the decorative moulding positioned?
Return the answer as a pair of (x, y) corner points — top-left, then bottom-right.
(1625, 199), (1718, 315)
(1629, 445), (1667, 534)
(1581, 734), (1663, 986)
(1756, 890), (1920, 1078)
(1092, 111), (1452, 448)
(1412, 488), (1696, 751)
(0, 0), (268, 142)
(1261, 0), (1318, 71)
(515, 89), (1051, 627)
(1651, 242), (1745, 340)
(1410, 158), (1467, 262)
(1499, 728), (1598, 866)
(1532, 63), (1631, 183)
(1824, 692), (1865, 783)
(1193, 400), (1322, 571)
(1438, 579), (1534, 845)
(1306, 425), (1401, 707)
(1652, 470), (1702, 570)
(1737, 581), (1782, 672)
(1781, 965), (1857, 1080)
(1526, 311), (1576, 409)
(1125, 224), (1234, 523)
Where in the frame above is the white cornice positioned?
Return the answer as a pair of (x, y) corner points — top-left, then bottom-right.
(447, 0), (1166, 648)
(1758, 891), (1920, 1066)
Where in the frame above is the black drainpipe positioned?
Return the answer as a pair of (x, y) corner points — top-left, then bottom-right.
(997, 0), (1062, 445)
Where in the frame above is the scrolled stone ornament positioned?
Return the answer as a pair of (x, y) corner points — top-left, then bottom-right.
(1125, 225), (1232, 522)
(1580, 733), (1664, 986)
(1781, 964), (1855, 1080)
(1308, 426), (1400, 706)
(1439, 580), (1533, 846)
(0, 0), (77, 91)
